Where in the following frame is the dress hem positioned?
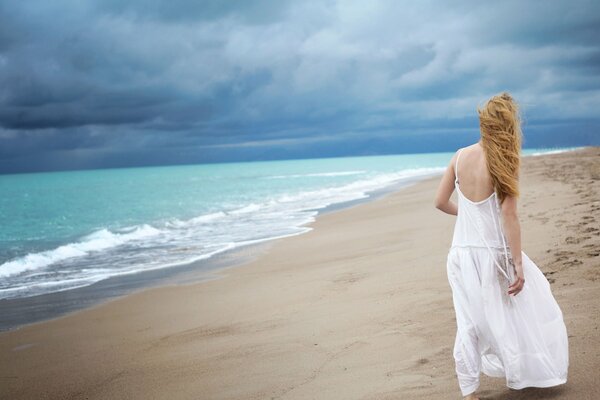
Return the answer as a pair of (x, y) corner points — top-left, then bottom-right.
(459, 382), (480, 397)
(506, 377), (567, 391)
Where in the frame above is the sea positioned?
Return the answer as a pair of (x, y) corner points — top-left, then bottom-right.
(0, 147), (581, 324)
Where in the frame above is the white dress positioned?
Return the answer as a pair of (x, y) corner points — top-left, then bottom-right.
(446, 148), (569, 396)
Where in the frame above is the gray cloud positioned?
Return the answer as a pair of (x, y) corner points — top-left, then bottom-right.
(0, 0), (599, 173)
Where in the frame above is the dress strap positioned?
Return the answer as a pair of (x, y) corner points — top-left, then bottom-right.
(455, 148), (463, 184)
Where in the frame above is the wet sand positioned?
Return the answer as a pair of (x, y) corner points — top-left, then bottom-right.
(0, 147), (598, 399)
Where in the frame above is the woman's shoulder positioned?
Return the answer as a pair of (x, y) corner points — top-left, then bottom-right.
(464, 142), (481, 151)
(455, 143), (480, 157)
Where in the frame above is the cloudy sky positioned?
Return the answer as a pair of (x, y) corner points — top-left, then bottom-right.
(0, 0), (599, 173)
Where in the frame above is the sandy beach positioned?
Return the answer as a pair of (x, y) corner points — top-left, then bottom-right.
(0, 147), (598, 400)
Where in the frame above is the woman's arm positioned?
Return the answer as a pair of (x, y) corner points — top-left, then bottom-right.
(501, 195), (525, 295)
(434, 152), (458, 216)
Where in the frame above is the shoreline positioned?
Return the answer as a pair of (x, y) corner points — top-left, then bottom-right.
(0, 168), (442, 332)
(1, 146), (598, 399)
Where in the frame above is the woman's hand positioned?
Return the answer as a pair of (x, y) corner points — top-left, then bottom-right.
(501, 195), (523, 296)
(508, 262), (525, 296)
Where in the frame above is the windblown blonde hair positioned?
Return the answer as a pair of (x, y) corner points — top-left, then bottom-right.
(477, 92), (523, 204)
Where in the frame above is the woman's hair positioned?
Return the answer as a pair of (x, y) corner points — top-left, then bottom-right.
(477, 92), (523, 204)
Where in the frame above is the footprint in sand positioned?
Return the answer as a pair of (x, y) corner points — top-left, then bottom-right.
(555, 250), (575, 256)
(565, 236), (593, 244)
(563, 259), (583, 267)
(543, 271), (558, 284)
(584, 269), (600, 282)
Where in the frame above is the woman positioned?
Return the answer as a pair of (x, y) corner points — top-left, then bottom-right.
(434, 92), (569, 399)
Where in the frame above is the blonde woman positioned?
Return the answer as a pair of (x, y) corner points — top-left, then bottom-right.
(434, 93), (569, 399)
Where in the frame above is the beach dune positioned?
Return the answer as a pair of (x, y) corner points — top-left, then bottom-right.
(0, 147), (598, 399)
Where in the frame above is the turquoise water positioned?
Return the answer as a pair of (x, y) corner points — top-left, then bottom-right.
(0, 147), (581, 299)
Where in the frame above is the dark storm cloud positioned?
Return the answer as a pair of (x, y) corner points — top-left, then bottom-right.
(0, 0), (599, 173)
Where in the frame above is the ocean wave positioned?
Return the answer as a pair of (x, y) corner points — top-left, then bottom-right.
(229, 203), (263, 214)
(0, 224), (162, 278)
(274, 167), (444, 206)
(527, 147), (583, 157)
(265, 170), (367, 179)
(165, 211), (228, 228)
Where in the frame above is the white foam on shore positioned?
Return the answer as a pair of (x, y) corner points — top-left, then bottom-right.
(526, 146), (585, 157)
(0, 225), (161, 278)
(265, 170), (367, 179)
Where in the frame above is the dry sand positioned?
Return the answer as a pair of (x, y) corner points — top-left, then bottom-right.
(0, 147), (598, 400)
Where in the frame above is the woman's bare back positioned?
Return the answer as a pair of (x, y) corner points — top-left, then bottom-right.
(455, 143), (495, 203)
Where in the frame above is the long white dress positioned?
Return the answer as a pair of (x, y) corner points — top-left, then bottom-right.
(446, 149), (569, 396)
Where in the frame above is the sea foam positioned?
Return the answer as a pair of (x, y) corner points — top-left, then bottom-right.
(0, 224), (161, 278)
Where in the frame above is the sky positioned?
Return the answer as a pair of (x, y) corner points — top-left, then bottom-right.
(0, 0), (599, 174)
